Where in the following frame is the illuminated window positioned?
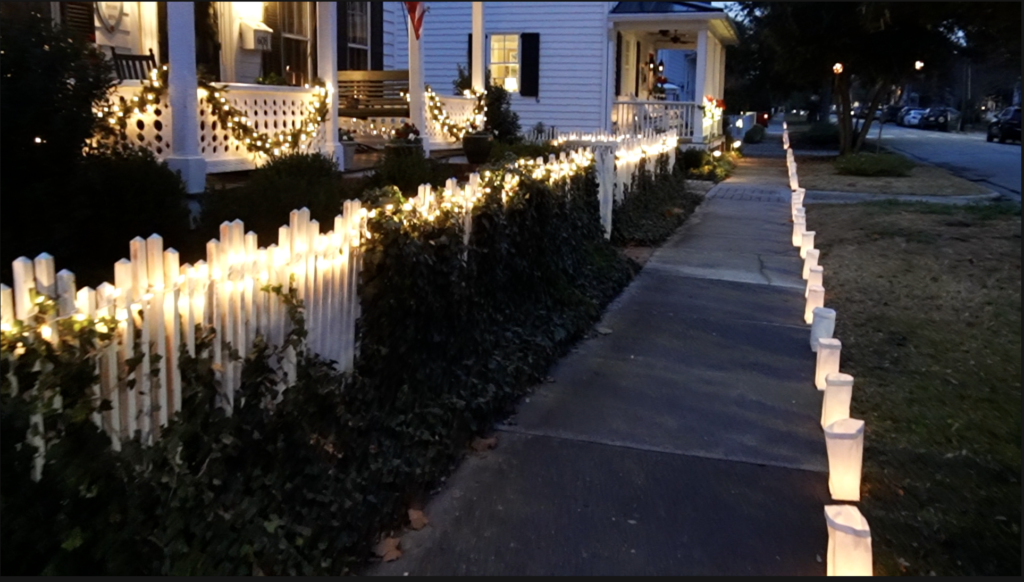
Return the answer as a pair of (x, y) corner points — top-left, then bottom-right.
(347, 2), (371, 70)
(489, 34), (520, 93)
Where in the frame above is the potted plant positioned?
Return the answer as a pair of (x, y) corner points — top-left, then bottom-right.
(338, 128), (358, 169)
(385, 122), (424, 158)
(462, 120), (493, 164)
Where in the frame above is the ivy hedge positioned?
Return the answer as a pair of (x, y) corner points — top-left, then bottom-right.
(2, 157), (648, 575)
(612, 154), (702, 246)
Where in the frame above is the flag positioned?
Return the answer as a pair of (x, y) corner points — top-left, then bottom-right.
(405, 2), (426, 41)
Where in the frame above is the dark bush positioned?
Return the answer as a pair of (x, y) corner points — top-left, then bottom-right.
(453, 65), (521, 143)
(792, 121), (841, 149)
(681, 147), (712, 170)
(487, 140), (562, 163)
(365, 143), (458, 197)
(2, 144), (191, 287)
(612, 154), (701, 246)
(0, 8), (115, 190)
(201, 152), (359, 244)
(743, 123), (766, 143)
(834, 152), (915, 177)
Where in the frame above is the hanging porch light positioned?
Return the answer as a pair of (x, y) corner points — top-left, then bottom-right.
(824, 417), (865, 501)
(815, 337), (842, 389)
(821, 373), (855, 429)
(824, 504), (872, 576)
(810, 307), (836, 352)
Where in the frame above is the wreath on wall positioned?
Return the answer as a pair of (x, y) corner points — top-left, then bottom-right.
(97, 65), (330, 158)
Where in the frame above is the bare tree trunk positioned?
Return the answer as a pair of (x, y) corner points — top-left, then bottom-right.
(837, 74), (854, 155)
(853, 80), (887, 153)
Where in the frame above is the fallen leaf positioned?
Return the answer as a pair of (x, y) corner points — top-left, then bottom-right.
(375, 537), (402, 562)
(597, 327), (613, 335)
(408, 509), (429, 530)
(471, 436), (497, 452)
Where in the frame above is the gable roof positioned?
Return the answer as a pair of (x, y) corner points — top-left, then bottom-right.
(610, 2), (723, 14)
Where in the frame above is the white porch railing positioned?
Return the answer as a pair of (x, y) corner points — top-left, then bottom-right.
(108, 82), (328, 173)
(613, 100), (700, 140)
(338, 93), (478, 148)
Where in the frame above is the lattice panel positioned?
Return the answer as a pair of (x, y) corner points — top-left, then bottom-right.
(107, 85), (173, 158)
(424, 95), (477, 143)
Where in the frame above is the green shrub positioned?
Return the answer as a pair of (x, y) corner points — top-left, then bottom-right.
(2, 144), (191, 287)
(201, 152), (359, 245)
(681, 147), (712, 170)
(834, 152), (915, 177)
(0, 9), (116, 191)
(743, 124), (766, 144)
(792, 121), (840, 149)
(612, 155), (701, 246)
(365, 143), (457, 197)
(453, 64), (521, 143)
(487, 140), (562, 164)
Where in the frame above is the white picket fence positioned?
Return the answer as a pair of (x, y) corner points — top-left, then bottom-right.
(0, 136), (678, 476)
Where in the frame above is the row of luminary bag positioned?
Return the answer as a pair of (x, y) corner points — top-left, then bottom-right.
(785, 125), (872, 577)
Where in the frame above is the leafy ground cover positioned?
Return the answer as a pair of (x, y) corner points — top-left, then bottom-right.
(808, 200), (1021, 576)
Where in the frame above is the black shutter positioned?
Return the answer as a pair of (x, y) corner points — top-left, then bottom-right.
(520, 33), (540, 98)
(60, 2), (96, 44)
(615, 32), (622, 97)
(467, 33), (472, 71)
(262, 2), (282, 78)
(371, 2), (383, 70)
(157, 2), (168, 65)
(633, 40), (640, 96)
(337, 1), (348, 70)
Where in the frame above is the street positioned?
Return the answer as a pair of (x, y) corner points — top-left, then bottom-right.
(870, 123), (1022, 198)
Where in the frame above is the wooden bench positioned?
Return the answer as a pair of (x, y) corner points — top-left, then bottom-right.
(337, 70), (410, 119)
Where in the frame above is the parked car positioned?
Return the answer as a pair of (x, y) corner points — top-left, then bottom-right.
(901, 108), (927, 127)
(920, 107), (961, 131)
(986, 107), (1021, 143)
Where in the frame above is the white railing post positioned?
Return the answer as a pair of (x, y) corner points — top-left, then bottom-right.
(165, 1), (207, 194)
(471, 2), (485, 93)
(316, 2), (342, 168)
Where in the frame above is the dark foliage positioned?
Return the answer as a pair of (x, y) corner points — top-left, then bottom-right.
(834, 152), (915, 177)
(743, 124), (766, 144)
(612, 154), (701, 246)
(365, 143), (457, 197)
(790, 122), (841, 149)
(201, 153), (361, 245)
(454, 64), (521, 143)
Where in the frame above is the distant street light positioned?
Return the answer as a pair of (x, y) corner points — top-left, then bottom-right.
(833, 63), (844, 75)
(914, 60), (925, 71)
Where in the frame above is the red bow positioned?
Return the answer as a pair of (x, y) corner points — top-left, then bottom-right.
(405, 2), (426, 41)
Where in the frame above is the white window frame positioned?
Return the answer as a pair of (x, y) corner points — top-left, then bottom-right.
(489, 33), (521, 93)
(280, 1), (312, 84)
(347, 1), (371, 70)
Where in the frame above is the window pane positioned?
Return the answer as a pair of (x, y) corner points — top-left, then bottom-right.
(348, 47), (369, 71)
(283, 2), (307, 36)
(283, 37), (308, 85)
(348, 2), (369, 47)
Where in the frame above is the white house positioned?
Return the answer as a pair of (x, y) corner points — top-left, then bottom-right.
(31, 2), (735, 192)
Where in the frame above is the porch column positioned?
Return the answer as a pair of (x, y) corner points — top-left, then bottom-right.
(166, 2), (207, 194)
(471, 2), (485, 92)
(717, 39), (726, 99)
(693, 28), (708, 143)
(407, 11), (429, 154)
(316, 2), (343, 168)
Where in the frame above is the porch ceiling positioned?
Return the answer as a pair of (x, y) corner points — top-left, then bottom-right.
(610, 13), (739, 45)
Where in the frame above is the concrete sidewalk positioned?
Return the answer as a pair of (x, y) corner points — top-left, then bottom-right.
(369, 134), (830, 576)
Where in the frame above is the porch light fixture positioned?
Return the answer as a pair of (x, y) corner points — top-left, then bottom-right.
(805, 284), (825, 325)
(824, 417), (865, 501)
(815, 337), (841, 389)
(833, 63), (844, 75)
(824, 505), (873, 576)
(657, 60), (665, 73)
(821, 372), (854, 429)
(810, 307), (836, 352)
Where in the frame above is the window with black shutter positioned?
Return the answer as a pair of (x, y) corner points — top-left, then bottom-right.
(615, 32), (622, 97)
(60, 2), (96, 44)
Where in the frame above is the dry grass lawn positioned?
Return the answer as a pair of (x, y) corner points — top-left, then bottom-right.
(808, 201), (1021, 576)
(797, 156), (992, 196)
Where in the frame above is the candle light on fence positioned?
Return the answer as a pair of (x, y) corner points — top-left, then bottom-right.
(806, 265), (824, 297)
(805, 284), (825, 325)
(824, 504), (872, 576)
(810, 307), (836, 352)
(821, 373), (855, 429)
(815, 337), (842, 390)
(800, 231), (816, 259)
(802, 248), (820, 280)
(824, 417), (865, 501)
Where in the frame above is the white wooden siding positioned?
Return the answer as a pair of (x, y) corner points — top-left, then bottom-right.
(386, 1), (613, 132)
(658, 49), (695, 98)
(382, 2), (401, 70)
